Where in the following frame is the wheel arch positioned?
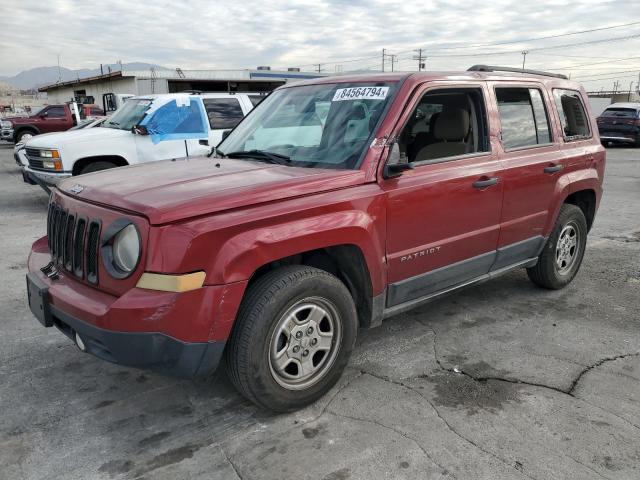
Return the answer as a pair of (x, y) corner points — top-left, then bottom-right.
(14, 125), (40, 141)
(72, 155), (129, 175)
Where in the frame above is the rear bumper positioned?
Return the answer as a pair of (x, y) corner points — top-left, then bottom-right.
(49, 302), (225, 377)
(600, 135), (637, 144)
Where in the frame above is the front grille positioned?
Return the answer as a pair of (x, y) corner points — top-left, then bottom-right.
(26, 148), (46, 170)
(47, 202), (101, 283)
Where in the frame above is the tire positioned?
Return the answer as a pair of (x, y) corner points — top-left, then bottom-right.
(527, 204), (587, 289)
(15, 130), (36, 143)
(226, 265), (358, 412)
(79, 161), (117, 175)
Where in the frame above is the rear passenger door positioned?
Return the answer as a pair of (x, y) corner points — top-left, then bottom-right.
(490, 84), (590, 268)
(383, 84), (503, 308)
(202, 97), (248, 146)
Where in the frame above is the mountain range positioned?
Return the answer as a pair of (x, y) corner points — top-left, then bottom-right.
(0, 63), (168, 90)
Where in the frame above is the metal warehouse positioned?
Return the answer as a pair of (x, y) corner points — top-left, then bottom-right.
(39, 67), (324, 104)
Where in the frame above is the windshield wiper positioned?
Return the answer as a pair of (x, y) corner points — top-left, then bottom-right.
(225, 150), (291, 165)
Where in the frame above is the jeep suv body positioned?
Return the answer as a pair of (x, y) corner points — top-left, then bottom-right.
(27, 67), (605, 411)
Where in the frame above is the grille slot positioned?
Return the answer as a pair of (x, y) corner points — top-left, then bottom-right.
(86, 221), (100, 284)
(63, 214), (75, 270)
(73, 218), (86, 278)
(57, 210), (68, 263)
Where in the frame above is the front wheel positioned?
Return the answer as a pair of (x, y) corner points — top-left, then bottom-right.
(79, 161), (117, 174)
(527, 204), (587, 289)
(226, 266), (358, 412)
(16, 130), (35, 143)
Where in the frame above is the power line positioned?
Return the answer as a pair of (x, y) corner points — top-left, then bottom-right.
(292, 22), (640, 70)
(573, 68), (640, 80)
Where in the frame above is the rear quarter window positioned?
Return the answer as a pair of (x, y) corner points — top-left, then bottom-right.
(553, 89), (591, 141)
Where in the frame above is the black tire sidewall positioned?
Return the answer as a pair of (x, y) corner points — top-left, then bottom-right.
(541, 204), (588, 288)
(80, 161), (116, 174)
(233, 268), (357, 412)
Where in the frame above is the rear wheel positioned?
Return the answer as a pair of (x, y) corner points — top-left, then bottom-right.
(527, 204), (587, 289)
(79, 161), (117, 174)
(226, 266), (357, 412)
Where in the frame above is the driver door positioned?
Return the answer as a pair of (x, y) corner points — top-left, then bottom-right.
(382, 83), (503, 307)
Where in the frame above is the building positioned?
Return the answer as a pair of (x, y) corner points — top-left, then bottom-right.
(39, 67), (325, 106)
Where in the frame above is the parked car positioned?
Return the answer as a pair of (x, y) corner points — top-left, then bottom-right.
(21, 93), (256, 187)
(596, 102), (640, 147)
(26, 66), (605, 412)
(16, 117), (107, 187)
(3, 103), (105, 143)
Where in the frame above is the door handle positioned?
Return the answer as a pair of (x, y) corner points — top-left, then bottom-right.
(472, 177), (499, 189)
(544, 164), (563, 174)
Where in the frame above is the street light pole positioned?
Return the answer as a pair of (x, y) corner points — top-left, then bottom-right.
(521, 50), (528, 69)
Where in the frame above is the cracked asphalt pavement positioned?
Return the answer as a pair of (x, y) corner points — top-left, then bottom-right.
(1, 144), (639, 480)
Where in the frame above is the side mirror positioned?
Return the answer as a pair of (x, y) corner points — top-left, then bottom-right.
(132, 125), (149, 136)
(39, 112), (48, 119)
(383, 142), (414, 179)
(221, 130), (231, 141)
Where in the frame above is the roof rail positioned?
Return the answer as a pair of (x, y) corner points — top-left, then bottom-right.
(467, 65), (568, 80)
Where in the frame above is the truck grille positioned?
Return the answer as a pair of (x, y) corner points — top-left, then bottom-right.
(26, 148), (45, 170)
(48, 202), (101, 284)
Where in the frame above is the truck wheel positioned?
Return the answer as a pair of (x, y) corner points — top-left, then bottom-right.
(16, 130), (36, 143)
(527, 204), (587, 289)
(79, 161), (117, 174)
(226, 265), (358, 412)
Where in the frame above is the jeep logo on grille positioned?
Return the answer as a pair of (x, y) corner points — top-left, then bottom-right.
(69, 184), (84, 194)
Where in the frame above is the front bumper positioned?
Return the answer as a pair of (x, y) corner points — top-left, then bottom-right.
(24, 166), (72, 186)
(47, 298), (225, 377)
(1, 128), (13, 141)
(27, 237), (247, 378)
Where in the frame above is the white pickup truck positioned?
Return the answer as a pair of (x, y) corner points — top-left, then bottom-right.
(21, 92), (262, 187)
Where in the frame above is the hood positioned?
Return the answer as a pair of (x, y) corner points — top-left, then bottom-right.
(59, 157), (367, 224)
(26, 127), (130, 148)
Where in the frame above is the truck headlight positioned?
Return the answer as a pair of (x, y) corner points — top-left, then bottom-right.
(42, 159), (63, 170)
(0, 120), (12, 129)
(102, 220), (141, 279)
(113, 224), (140, 273)
(40, 149), (60, 158)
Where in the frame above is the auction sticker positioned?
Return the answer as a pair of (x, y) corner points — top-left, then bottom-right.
(332, 86), (389, 102)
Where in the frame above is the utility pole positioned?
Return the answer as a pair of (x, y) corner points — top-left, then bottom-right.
(521, 50), (528, 69)
(390, 55), (397, 72)
(382, 48), (386, 72)
(613, 80), (620, 94)
(315, 64), (323, 74)
(413, 49), (426, 71)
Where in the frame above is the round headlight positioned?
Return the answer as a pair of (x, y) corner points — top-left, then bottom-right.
(112, 224), (140, 273)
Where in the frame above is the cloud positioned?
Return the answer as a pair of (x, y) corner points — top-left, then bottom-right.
(1, 0), (639, 90)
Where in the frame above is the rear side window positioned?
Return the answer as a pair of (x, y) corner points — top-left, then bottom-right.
(496, 88), (551, 149)
(202, 98), (244, 129)
(553, 89), (591, 140)
(46, 106), (66, 118)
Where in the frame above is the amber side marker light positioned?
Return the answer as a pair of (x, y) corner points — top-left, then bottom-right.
(136, 271), (206, 292)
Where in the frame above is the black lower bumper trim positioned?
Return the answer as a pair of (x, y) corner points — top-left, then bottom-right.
(49, 304), (225, 378)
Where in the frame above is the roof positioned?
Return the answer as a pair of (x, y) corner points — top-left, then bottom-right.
(38, 68), (326, 92)
(605, 102), (640, 109)
(38, 71), (124, 92)
(282, 70), (583, 89)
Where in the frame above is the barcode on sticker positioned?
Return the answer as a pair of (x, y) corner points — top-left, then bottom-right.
(332, 86), (389, 102)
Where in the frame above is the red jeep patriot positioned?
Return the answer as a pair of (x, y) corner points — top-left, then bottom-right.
(27, 66), (605, 411)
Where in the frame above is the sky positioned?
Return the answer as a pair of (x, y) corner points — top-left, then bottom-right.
(1, 0), (640, 91)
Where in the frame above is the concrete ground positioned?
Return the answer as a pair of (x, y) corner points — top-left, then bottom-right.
(1, 143), (639, 480)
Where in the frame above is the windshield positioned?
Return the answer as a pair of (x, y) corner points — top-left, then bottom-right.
(602, 108), (639, 118)
(218, 82), (397, 169)
(102, 99), (152, 130)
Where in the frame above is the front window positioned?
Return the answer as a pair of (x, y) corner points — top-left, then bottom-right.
(101, 99), (152, 131)
(217, 82), (397, 169)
